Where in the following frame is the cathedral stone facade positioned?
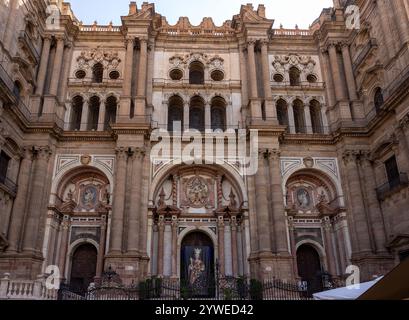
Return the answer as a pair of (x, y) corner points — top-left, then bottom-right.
(0, 0), (409, 295)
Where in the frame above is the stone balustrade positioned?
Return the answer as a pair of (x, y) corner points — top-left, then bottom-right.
(0, 274), (58, 300)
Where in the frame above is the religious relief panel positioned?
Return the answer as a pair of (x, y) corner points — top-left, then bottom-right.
(181, 176), (214, 209)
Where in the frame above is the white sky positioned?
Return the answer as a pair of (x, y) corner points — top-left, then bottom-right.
(67, 0), (333, 29)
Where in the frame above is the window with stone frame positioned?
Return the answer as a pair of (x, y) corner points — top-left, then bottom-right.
(374, 87), (384, 113)
(276, 99), (289, 129)
(0, 151), (11, 184)
(293, 99), (306, 133)
(289, 67), (301, 86)
(92, 63), (104, 83)
(167, 96), (184, 132)
(384, 155), (400, 189)
(189, 61), (205, 85)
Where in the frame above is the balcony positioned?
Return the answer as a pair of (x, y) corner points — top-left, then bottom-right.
(376, 173), (409, 201)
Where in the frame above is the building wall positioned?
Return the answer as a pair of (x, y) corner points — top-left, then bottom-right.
(0, 0), (408, 286)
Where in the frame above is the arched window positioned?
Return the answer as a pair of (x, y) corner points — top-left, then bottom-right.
(13, 81), (22, 102)
(293, 99), (305, 133)
(70, 96), (83, 131)
(88, 96), (100, 131)
(309, 100), (323, 134)
(92, 63), (104, 83)
(190, 96), (205, 131)
(189, 61), (205, 85)
(289, 67), (301, 86)
(374, 87), (384, 112)
(276, 99), (289, 130)
(105, 96), (117, 130)
(168, 95), (184, 132)
(211, 96), (226, 131)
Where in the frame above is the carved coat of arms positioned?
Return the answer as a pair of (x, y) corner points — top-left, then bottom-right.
(185, 176), (209, 208)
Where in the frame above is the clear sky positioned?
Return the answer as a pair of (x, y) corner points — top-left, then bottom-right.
(67, 0), (333, 29)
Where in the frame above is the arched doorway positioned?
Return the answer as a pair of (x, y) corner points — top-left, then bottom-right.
(296, 244), (323, 295)
(181, 232), (215, 298)
(70, 243), (98, 293)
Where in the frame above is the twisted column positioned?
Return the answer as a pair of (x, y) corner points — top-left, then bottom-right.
(171, 218), (178, 277)
(217, 215), (225, 275)
(157, 217), (165, 276)
(231, 217), (239, 277)
(58, 215), (70, 280)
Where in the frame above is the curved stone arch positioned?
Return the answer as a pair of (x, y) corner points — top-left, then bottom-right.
(165, 92), (186, 104)
(188, 92), (207, 103)
(65, 238), (99, 281)
(176, 226), (218, 278)
(105, 91), (121, 102)
(149, 161), (248, 205)
(185, 53), (209, 68)
(50, 160), (114, 206)
(209, 93), (231, 105)
(295, 239), (328, 271)
(282, 164), (344, 207)
(306, 96), (324, 106)
(69, 92), (87, 102)
(85, 92), (105, 103)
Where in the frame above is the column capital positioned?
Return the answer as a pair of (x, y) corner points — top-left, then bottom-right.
(247, 39), (256, 47)
(327, 41), (340, 50)
(359, 150), (373, 165)
(54, 34), (65, 42)
(115, 147), (129, 160)
(20, 146), (34, 160)
(342, 150), (359, 165)
(266, 149), (281, 161)
(258, 149), (268, 160)
(125, 36), (135, 45)
(130, 147), (146, 160)
(260, 39), (269, 47)
(34, 146), (52, 161)
(139, 37), (149, 44)
(340, 41), (351, 49)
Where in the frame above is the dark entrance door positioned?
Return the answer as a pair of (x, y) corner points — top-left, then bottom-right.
(181, 232), (215, 298)
(70, 243), (97, 293)
(296, 244), (323, 296)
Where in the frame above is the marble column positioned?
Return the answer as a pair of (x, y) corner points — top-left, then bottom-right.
(247, 41), (258, 99)
(238, 43), (249, 109)
(171, 218), (178, 278)
(48, 37), (65, 96)
(2, 0), (18, 49)
(267, 149), (289, 254)
(95, 215), (107, 283)
(35, 36), (52, 96)
(217, 216), (225, 275)
(288, 218), (299, 277)
(6, 147), (33, 252)
(390, 0), (409, 44)
(109, 148), (128, 254)
(255, 150), (272, 252)
(183, 101), (189, 131)
(287, 104), (296, 134)
(58, 41), (73, 103)
(205, 101), (211, 130)
(122, 37), (135, 97)
(342, 151), (372, 254)
(97, 100), (106, 131)
(260, 40), (276, 119)
(231, 217), (239, 277)
(304, 104), (313, 134)
(376, 0), (395, 59)
(328, 43), (347, 101)
(22, 147), (52, 253)
(127, 148), (145, 253)
(341, 43), (358, 101)
(360, 153), (387, 253)
(320, 49), (336, 108)
(323, 218), (337, 276)
(157, 218), (165, 276)
(135, 38), (148, 116)
(80, 100), (89, 131)
(58, 215), (70, 280)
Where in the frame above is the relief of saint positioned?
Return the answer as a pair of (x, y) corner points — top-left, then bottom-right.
(82, 186), (97, 208)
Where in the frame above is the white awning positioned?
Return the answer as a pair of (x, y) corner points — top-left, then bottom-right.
(313, 277), (383, 300)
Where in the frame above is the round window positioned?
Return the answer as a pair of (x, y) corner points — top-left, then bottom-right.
(273, 73), (284, 82)
(75, 70), (86, 79)
(169, 69), (183, 81)
(210, 70), (224, 81)
(109, 70), (120, 80)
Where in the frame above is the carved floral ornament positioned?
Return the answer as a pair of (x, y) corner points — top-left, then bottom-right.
(77, 48), (121, 69)
(169, 52), (224, 71)
(272, 54), (316, 74)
